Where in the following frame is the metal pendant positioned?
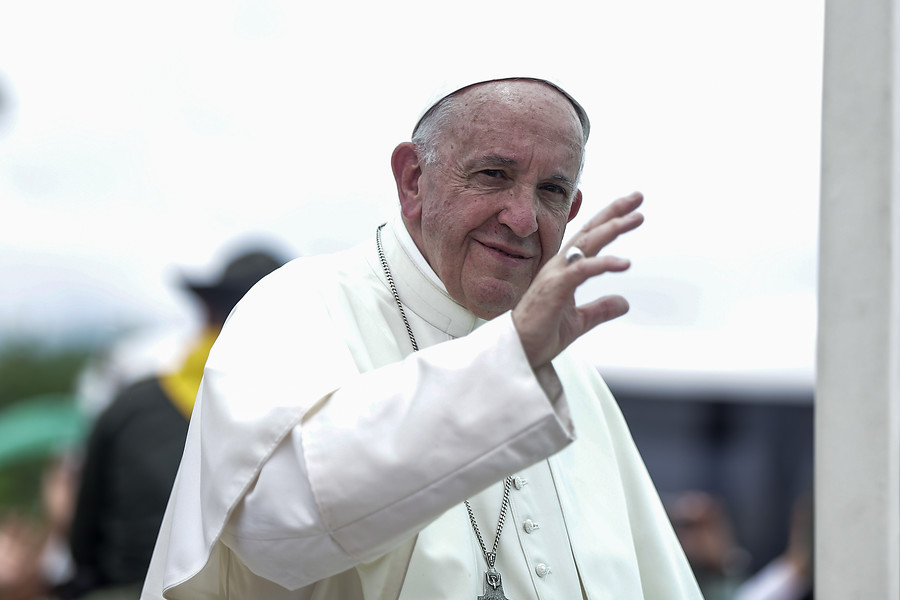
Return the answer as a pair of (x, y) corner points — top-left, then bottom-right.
(478, 568), (510, 600)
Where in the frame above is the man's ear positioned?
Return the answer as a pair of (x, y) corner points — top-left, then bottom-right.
(391, 142), (424, 220)
(567, 190), (583, 222)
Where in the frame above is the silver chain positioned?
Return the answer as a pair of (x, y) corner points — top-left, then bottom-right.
(464, 476), (512, 570)
(377, 223), (418, 353)
(375, 222), (513, 572)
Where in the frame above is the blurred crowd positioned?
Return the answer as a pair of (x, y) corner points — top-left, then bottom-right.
(0, 246), (285, 600)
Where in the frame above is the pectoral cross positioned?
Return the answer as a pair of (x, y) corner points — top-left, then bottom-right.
(478, 568), (510, 600)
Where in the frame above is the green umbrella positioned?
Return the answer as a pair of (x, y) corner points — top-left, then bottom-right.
(0, 394), (87, 468)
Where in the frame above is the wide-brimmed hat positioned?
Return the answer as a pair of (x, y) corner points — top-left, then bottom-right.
(182, 250), (284, 313)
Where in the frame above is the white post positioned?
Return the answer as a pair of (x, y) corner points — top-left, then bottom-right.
(817, 0), (900, 597)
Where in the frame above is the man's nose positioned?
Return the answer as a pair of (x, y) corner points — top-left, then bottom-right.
(497, 185), (539, 237)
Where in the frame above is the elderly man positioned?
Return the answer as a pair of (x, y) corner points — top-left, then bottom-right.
(142, 77), (702, 599)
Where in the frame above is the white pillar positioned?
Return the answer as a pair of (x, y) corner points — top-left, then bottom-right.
(817, 0), (900, 597)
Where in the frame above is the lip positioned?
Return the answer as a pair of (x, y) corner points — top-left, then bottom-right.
(475, 239), (535, 262)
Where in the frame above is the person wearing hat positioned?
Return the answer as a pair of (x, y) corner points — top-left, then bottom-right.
(67, 250), (283, 600)
(143, 78), (702, 599)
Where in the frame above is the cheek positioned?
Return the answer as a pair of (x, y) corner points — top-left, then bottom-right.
(423, 208), (461, 255)
(421, 204), (469, 277)
(426, 194), (493, 240)
(538, 215), (568, 255)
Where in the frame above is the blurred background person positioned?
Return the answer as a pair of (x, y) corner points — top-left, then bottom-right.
(0, 393), (86, 600)
(734, 492), (813, 600)
(666, 490), (751, 599)
(0, 513), (45, 600)
(64, 248), (285, 600)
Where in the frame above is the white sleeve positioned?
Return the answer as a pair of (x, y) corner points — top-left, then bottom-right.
(219, 313), (574, 590)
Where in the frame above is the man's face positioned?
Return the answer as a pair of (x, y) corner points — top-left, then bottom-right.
(410, 81), (584, 319)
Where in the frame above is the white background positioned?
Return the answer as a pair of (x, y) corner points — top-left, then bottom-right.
(0, 0), (824, 385)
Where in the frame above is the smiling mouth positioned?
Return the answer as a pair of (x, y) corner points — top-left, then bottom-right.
(480, 240), (530, 260)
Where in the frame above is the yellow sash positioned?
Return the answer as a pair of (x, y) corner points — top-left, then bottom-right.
(159, 328), (220, 419)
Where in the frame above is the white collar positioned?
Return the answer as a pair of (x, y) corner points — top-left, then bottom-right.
(375, 219), (485, 339)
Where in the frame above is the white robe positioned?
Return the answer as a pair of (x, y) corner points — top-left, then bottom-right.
(142, 220), (702, 599)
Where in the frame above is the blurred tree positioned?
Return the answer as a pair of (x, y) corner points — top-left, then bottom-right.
(0, 343), (89, 410)
(0, 457), (48, 515)
(0, 341), (91, 513)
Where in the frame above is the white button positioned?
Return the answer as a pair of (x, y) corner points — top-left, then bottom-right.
(513, 476), (528, 490)
(523, 519), (540, 534)
(535, 563), (551, 577)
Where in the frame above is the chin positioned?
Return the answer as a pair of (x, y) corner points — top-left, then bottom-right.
(463, 281), (525, 320)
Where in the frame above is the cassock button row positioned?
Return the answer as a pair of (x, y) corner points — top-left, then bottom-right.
(523, 519), (540, 534)
(513, 476), (528, 490)
(535, 563), (551, 577)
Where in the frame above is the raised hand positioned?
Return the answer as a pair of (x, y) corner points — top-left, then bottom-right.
(512, 191), (644, 369)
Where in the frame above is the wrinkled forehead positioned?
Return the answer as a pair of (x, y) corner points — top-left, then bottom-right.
(412, 77), (590, 143)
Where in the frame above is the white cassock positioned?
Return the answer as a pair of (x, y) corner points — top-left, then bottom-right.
(142, 219), (703, 600)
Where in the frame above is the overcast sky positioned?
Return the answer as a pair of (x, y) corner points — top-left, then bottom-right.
(0, 1), (824, 384)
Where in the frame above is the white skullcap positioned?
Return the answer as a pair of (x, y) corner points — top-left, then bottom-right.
(411, 75), (591, 142)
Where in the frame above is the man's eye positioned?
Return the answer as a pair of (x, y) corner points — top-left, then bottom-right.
(542, 184), (566, 195)
(481, 169), (504, 179)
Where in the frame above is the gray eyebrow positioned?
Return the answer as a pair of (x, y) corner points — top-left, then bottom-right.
(469, 154), (519, 170)
(548, 173), (577, 190)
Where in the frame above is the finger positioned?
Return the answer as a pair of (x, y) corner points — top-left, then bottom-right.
(550, 255), (631, 301)
(522, 254), (630, 323)
(579, 191), (643, 232)
(564, 193), (644, 257)
(563, 255), (631, 277)
(577, 294), (631, 331)
(563, 210), (643, 259)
